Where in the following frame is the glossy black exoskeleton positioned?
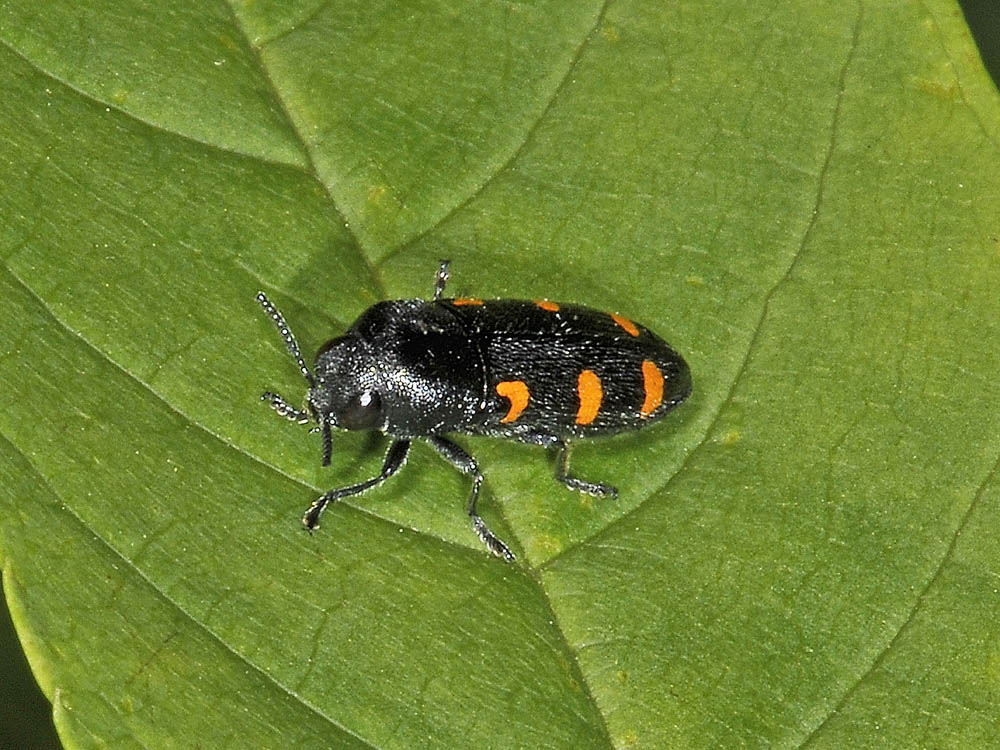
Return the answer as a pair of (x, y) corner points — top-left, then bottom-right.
(257, 260), (690, 561)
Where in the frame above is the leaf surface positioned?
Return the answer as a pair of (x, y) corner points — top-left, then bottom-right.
(1, 1), (999, 747)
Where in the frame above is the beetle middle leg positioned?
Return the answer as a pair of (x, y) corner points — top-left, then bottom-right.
(428, 436), (515, 561)
(303, 439), (411, 530)
(554, 440), (618, 499)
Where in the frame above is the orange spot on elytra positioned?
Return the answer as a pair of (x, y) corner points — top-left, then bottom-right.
(452, 298), (483, 306)
(575, 370), (603, 425)
(496, 381), (530, 423)
(535, 300), (560, 312)
(640, 360), (664, 417)
(611, 313), (639, 337)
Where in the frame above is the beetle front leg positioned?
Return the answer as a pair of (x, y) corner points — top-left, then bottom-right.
(303, 439), (411, 530)
(428, 436), (515, 561)
(433, 259), (450, 300)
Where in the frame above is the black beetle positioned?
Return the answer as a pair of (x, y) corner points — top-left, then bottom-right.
(257, 260), (690, 561)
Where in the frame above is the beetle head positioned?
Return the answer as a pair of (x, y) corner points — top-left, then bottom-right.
(308, 335), (385, 433)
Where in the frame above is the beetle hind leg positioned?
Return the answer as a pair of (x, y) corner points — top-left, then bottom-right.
(555, 440), (618, 499)
(428, 436), (515, 561)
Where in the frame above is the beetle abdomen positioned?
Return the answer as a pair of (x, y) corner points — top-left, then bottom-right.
(440, 299), (691, 440)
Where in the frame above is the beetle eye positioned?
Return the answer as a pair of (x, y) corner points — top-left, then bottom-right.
(338, 390), (383, 431)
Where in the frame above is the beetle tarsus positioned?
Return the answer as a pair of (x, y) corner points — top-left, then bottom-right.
(554, 440), (618, 499)
(472, 516), (515, 561)
(433, 259), (450, 300)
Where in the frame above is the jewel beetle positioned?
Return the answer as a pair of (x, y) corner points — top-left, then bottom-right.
(256, 260), (691, 561)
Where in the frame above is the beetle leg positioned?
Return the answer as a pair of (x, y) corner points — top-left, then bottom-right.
(320, 418), (333, 467)
(433, 259), (450, 300)
(428, 436), (515, 561)
(303, 439), (411, 530)
(554, 440), (618, 499)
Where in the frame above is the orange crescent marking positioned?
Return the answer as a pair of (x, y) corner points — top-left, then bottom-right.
(610, 313), (639, 337)
(575, 370), (603, 425)
(640, 360), (664, 417)
(535, 300), (560, 312)
(496, 381), (530, 423)
(452, 297), (483, 306)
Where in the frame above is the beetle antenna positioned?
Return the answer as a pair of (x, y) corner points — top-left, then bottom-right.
(256, 292), (315, 388)
(261, 391), (311, 424)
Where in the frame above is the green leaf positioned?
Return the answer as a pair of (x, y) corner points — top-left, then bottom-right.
(2, 1), (999, 747)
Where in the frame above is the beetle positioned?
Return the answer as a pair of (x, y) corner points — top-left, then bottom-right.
(256, 260), (691, 561)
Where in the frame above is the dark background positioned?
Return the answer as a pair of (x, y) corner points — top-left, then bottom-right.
(2, 4), (998, 748)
